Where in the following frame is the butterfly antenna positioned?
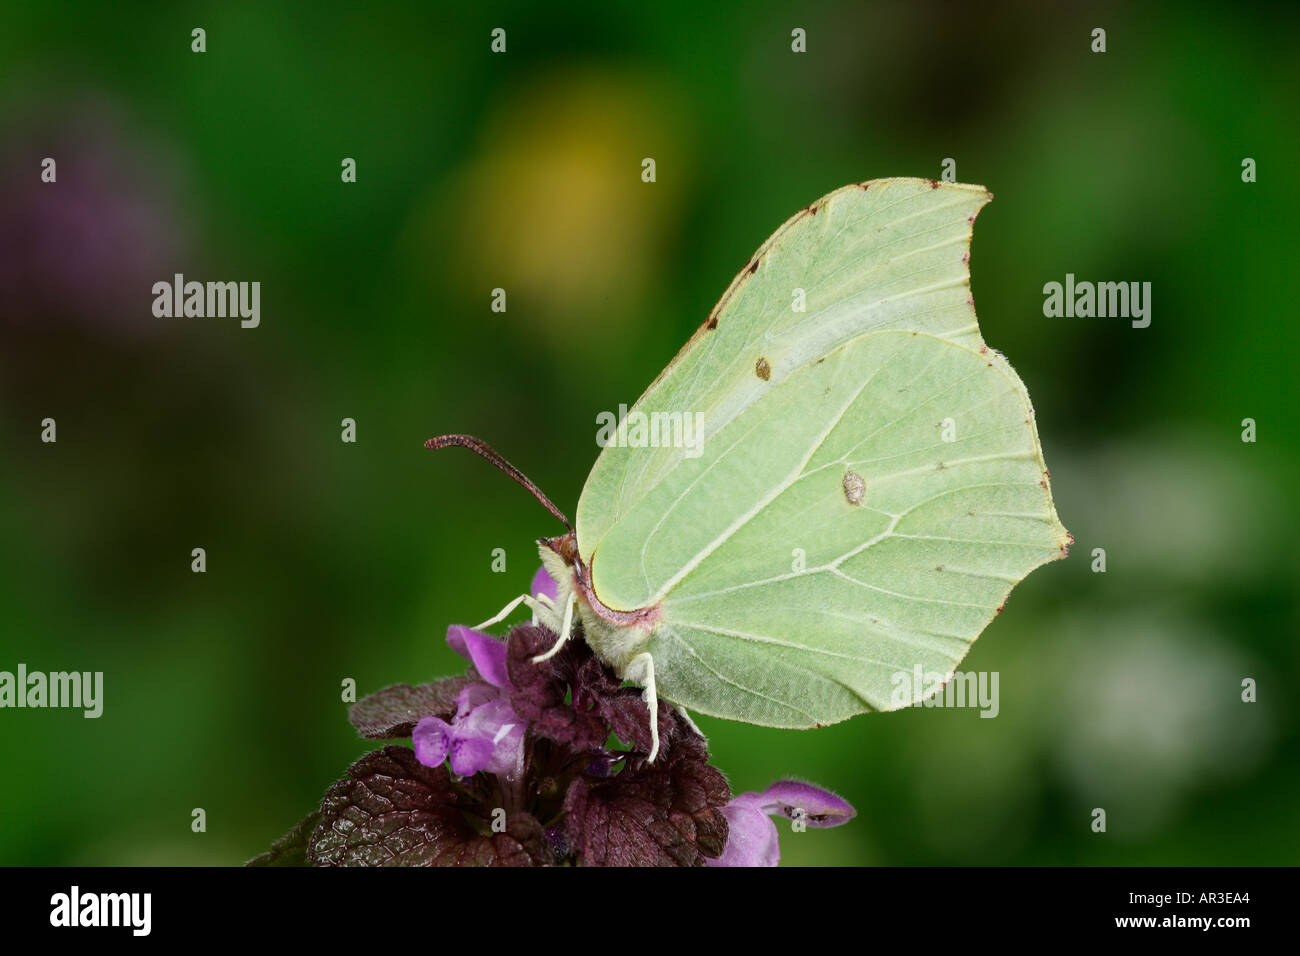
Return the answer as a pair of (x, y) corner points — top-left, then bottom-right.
(425, 434), (573, 533)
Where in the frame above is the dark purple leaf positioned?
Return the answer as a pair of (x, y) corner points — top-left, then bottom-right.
(563, 736), (730, 866)
(348, 677), (473, 740)
(505, 625), (608, 750)
(308, 746), (551, 866)
(571, 655), (682, 756)
(245, 811), (322, 867)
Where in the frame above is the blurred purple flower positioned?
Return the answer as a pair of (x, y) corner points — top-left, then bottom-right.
(0, 98), (189, 334)
(709, 780), (856, 867)
(413, 625), (524, 779)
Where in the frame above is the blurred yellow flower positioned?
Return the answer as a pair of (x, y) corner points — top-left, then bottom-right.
(411, 67), (691, 348)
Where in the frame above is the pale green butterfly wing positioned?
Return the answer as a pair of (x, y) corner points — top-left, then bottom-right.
(578, 178), (993, 562)
(641, 331), (1064, 725)
(575, 179), (1068, 726)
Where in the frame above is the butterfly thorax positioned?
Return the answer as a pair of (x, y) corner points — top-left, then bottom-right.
(537, 534), (661, 676)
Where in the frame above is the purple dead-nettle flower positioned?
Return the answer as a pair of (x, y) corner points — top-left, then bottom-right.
(250, 566), (856, 867)
(413, 626), (524, 778)
(530, 565), (558, 605)
(709, 780), (856, 867)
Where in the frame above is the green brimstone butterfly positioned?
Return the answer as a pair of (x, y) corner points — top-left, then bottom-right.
(430, 177), (1070, 761)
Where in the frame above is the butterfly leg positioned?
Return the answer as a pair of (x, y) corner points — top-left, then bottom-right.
(624, 652), (661, 763)
(675, 704), (704, 740)
(474, 593), (548, 632)
(529, 592), (555, 625)
(531, 590), (575, 664)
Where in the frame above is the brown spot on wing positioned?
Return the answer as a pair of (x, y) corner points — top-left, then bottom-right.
(842, 470), (866, 505)
(755, 356), (771, 381)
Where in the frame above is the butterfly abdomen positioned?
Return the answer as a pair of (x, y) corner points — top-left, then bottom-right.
(576, 606), (652, 677)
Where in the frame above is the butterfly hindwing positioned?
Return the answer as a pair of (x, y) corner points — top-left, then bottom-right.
(636, 331), (1066, 725)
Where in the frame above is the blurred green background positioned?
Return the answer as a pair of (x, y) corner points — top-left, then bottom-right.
(1, 1), (1297, 865)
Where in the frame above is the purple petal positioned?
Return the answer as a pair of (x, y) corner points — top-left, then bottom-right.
(754, 780), (856, 828)
(448, 735), (495, 776)
(707, 802), (780, 867)
(411, 716), (452, 768)
(482, 720), (525, 778)
(446, 625), (511, 688)
(532, 566), (559, 602)
(726, 792), (769, 811)
(454, 681), (500, 719)
(456, 696), (516, 738)
(450, 698), (526, 778)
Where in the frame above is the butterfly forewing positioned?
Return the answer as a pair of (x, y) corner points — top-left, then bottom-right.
(577, 179), (995, 563)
